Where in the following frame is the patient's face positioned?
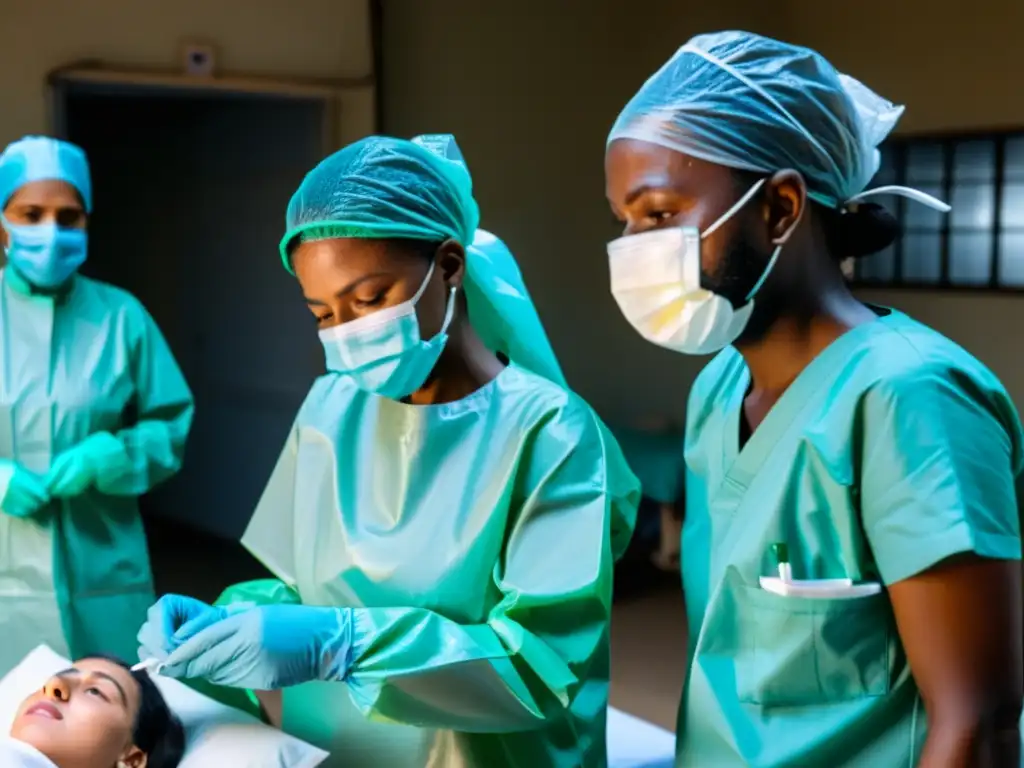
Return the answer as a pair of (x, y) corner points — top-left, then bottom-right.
(10, 658), (146, 768)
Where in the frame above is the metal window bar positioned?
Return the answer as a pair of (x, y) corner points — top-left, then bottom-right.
(991, 136), (1006, 287)
(893, 142), (907, 282)
(939, 140), (954, 286)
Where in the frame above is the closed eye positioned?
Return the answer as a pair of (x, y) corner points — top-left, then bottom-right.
(353, 292), (386, 309)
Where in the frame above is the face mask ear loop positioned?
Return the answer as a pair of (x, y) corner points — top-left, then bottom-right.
(701, 178), (768, 240)
(437, 285), (458, 336)
(410, 260), (438, 305)
(743, 201), (805, 303)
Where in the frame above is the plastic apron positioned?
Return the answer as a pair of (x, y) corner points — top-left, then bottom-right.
(676, 310), (1023, 767)
(0, 270), (193, 673)
(223, 365), (639, 768)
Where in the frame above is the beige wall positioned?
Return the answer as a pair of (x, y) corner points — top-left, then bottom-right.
(785, 0), (1024, 409)
(0, 0), (376, 148)
(5, 1), (1020, 419)
(380, 0), (783, 425)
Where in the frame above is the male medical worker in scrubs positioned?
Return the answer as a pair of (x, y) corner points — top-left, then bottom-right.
(138, 134), (639, 767)
(605, 32), (1024, 767)
(0, 136), (194, 673)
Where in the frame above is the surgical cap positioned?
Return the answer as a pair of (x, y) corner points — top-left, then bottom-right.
(282, 134), (565, 387)
(281, 134), (479, 264)
(0, 136), (93, 212)
(608, 31), (906, 209)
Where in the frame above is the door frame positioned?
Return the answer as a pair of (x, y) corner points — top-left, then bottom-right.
(46, 62), (371, 153)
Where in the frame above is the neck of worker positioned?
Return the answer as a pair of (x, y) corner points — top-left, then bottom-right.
(406, 317), (505, 406)
(735, 270), (875, 395)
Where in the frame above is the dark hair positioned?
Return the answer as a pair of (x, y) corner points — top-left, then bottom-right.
(817, 201), (901, 259)
(84, 655), (186, 768)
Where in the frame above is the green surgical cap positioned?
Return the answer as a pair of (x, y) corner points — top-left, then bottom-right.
(280, 134), (480, 268)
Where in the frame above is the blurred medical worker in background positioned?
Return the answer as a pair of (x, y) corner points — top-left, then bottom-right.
(0, 136), (194, 674)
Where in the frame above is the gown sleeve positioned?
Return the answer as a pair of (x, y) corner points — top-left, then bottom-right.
(95, 295), (194, 496)
(858, 362), (1024, 585)
(237, 392), (639, 732)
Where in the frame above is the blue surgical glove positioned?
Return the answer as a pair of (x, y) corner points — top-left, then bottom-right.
(46, 432), (130, 498)
(137, 594), (229, 664)
(0, 460), (50, 517)
(160, 604), (353, 690)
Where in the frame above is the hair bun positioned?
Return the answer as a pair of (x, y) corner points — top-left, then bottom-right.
(826, 202), (901, 259)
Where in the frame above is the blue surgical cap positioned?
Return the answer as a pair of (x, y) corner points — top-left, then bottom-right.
(0, 136), (93, 212)
(609, 31), (909, 209)
(280, 134), (480, 267)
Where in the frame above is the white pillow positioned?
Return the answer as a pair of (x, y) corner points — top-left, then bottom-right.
(0, 645), (328, 768)
(606, 707), (676, 768)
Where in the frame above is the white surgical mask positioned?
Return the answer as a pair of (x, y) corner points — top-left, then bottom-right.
(608, 178), (797, 355)
(319, 261), (457, 399)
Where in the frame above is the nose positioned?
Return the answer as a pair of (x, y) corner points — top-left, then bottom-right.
(45, 679), (70, 702)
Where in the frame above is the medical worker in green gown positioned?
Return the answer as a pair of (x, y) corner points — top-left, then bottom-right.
(604, 31), (1024, 767)
(0, 136), (194, 672)
(138, 134), (639, 767)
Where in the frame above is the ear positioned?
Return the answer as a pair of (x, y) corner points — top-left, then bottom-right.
(118, 745), (147, 768)
(764, 169), (807, 245)
(435, 239), (467, 290)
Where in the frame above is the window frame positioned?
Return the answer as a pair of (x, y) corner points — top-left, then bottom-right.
(850, 127), (1024, 293)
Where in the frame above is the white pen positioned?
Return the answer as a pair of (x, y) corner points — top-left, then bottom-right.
(772, 542), (792, 583)
(131, 658), (164, 675)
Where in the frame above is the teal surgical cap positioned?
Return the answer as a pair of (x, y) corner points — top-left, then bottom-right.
(0, 136), (92, 212)
(280, 134), (479, 266)
(609, 31), (908, 209)
(281, 133), (565, 387)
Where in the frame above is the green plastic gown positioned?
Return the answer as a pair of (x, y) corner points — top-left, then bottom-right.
(0, 268), (193, 673)
(219, 364), (639, 767)
(677, 308), (1023, 767)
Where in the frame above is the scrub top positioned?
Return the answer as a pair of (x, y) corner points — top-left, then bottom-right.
(677, 308), (1023, 767)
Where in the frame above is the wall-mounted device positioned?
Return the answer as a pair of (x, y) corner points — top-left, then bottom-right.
(182, 42), (217, 77)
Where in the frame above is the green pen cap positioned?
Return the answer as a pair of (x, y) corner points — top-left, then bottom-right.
(771, 542), (789, 564)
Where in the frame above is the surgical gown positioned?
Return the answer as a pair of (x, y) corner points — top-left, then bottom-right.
(676, 308), (1023, 767)
(222, 364), (639, 768)
(0, 270), (193, 673)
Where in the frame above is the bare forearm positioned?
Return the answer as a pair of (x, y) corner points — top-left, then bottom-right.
(919, 710), (1021, 768)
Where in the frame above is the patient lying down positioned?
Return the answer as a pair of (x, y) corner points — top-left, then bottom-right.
(5, 656), (185, 768)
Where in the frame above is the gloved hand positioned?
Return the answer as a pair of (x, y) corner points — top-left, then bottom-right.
(0, 460), (50, 518)
(160, 604), (353, 690)
(46, 432), (128, 498)
(137, 594), (229, 664)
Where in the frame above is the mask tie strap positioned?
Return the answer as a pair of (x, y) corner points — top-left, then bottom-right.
(843, 185), (951, 212)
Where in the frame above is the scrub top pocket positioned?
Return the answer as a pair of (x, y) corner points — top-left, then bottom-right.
(735, 585), (893, 707)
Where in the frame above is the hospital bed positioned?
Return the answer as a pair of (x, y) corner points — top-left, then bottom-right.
(1, 645), (676, 767)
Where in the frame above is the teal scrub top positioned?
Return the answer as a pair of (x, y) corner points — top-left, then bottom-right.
(677, 309), (1023, 767)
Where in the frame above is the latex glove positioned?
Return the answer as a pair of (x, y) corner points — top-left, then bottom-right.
(137, 594), (229, 664)
(46, 432), (128, 498)
(160, 604), (353, 690)
(0, 460), (50, 518)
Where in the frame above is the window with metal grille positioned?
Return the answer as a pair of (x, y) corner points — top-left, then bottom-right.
(853, 132), (1024, 290)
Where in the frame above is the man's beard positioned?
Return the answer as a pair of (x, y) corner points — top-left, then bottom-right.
(700, 228), (782, 346)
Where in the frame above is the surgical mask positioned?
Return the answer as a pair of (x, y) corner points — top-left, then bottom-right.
(608, 178), (797, 355)
(319, 261), (457, 399)
(1, 216), (88, 289)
